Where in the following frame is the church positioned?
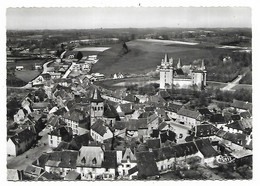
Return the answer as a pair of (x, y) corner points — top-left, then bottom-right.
(158, 54), (207, 90)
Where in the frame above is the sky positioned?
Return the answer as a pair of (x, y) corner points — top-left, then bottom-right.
(6, 7), (251, 30)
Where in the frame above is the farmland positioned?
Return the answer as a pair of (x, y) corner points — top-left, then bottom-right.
(15, 70), (41, 83)
(92, 39), (240, 77)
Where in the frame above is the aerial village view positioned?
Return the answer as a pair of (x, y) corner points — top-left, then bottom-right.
(6, 7), (252, 181)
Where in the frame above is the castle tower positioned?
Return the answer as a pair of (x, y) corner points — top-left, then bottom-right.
(159, 54), (173, 89)
(177, 58), (182, 69)
(90, 88), (104, 125)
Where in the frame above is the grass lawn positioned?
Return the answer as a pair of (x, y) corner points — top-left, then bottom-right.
(92, 39), (235, 76)
(231, 84), (252, 91)
(15, 70), (41, 83)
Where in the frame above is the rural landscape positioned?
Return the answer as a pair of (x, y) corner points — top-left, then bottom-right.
(6, 7), (252, 181)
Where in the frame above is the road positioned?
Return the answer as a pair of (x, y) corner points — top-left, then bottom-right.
(221, 74), (245, 91)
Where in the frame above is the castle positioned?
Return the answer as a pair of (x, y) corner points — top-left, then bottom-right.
(158, 54), (207, 90)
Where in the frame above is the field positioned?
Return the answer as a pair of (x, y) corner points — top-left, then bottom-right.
(7, 59), (46, 70)
(15, 70), (41, 83)
(92, 39), (236, 76)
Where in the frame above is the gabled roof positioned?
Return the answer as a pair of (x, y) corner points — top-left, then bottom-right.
(150, 129), (159, 138)
(49, 127), (72, 142)
(101, 151), (117, 169)
(7, 169), (21, 181)
(222, 132), (247, 146)
(10, 128), (36, 145)
(136, 151), (159, 177)
(114, 121), (127, 130)
(231, 114), (241, 121)
(128, 165), (138, 175)
(158, 90), (170, 99)
(158, 122), (168, 131)
(91, 119), (108, 136)
(177, 108), (200, 119)
(122, 147), (136, 162)
(194, 138), (219, 158)
(63, 109), (85, 122)
(160, 130), (176, 143)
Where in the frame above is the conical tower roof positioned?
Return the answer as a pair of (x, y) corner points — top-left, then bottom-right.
(90, 88), (104, 103)
(164, 53), (169, 62)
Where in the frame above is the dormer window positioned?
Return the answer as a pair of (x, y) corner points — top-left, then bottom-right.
(92, 158), (97, 165)
(81, 157), (86, 164)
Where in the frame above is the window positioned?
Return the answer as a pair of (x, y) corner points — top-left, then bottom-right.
(50, 140), (53, 144)
(126, 164), (131, 168)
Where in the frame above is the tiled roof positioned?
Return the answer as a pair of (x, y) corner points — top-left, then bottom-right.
(225, 121), (244, 131)
(124, 94), (139, 103)
(210, 114), (225, 123)
(198, 108), (213, 116)
(70, 133), (93, 150)
(194, 139), (219, 158)
(158, 122), (168, 131)
(240, 111), (251, 118)
(114, 121), (127, 130)
(231, 114), (241, 121)
(118, 103), (134, 115)
(177, 108), (200, 119)
(63, 109), (85, 122)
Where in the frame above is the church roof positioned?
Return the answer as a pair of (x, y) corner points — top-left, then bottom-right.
(90, 88), (104, 103)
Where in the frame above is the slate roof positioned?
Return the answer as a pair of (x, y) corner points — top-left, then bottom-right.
(24, 165), (44, 177)
(231, 114), (241, 121)
(136, 151), (159, 177)
(10, 128), (36, 145)
(126, 119), (148, 131)
(114, 121), (127, 130)
(118, 103), (134, 115)
(150, 129), (159, 138)
(63, 109), (85, 122)
(77, 146), (104, 167)
(158, 122), (168, 131)
(240, 111), (251, 118)
(160, 130), (177, 143)
(43, 151), (78, 169)
(128, 165), (138, 175)
(225, 121), (244, 131)
(210, 114), (225, 123)
(124, 94), (139, 103)
(90, 88), (104, 103)
(153, 141), (198, 161)
(198, 108), (213, 116)
(231, 99), (252, 112)
(104, 103), (119, 119)
(64, 170), (81, 180)
(69, 133), (93, 150)
(91, 119), (108, 136)
(196, 124), (219, 137)
(177, 108), (200, 119)
(194, 139), (219, 158)
(101, 151), (117, 169)
(146, 138), (161, 149)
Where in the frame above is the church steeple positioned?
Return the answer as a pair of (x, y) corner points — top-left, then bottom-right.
(90, 88), (104, 103)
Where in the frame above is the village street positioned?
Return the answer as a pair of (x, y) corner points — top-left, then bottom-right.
(7, 128), (52, 171)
